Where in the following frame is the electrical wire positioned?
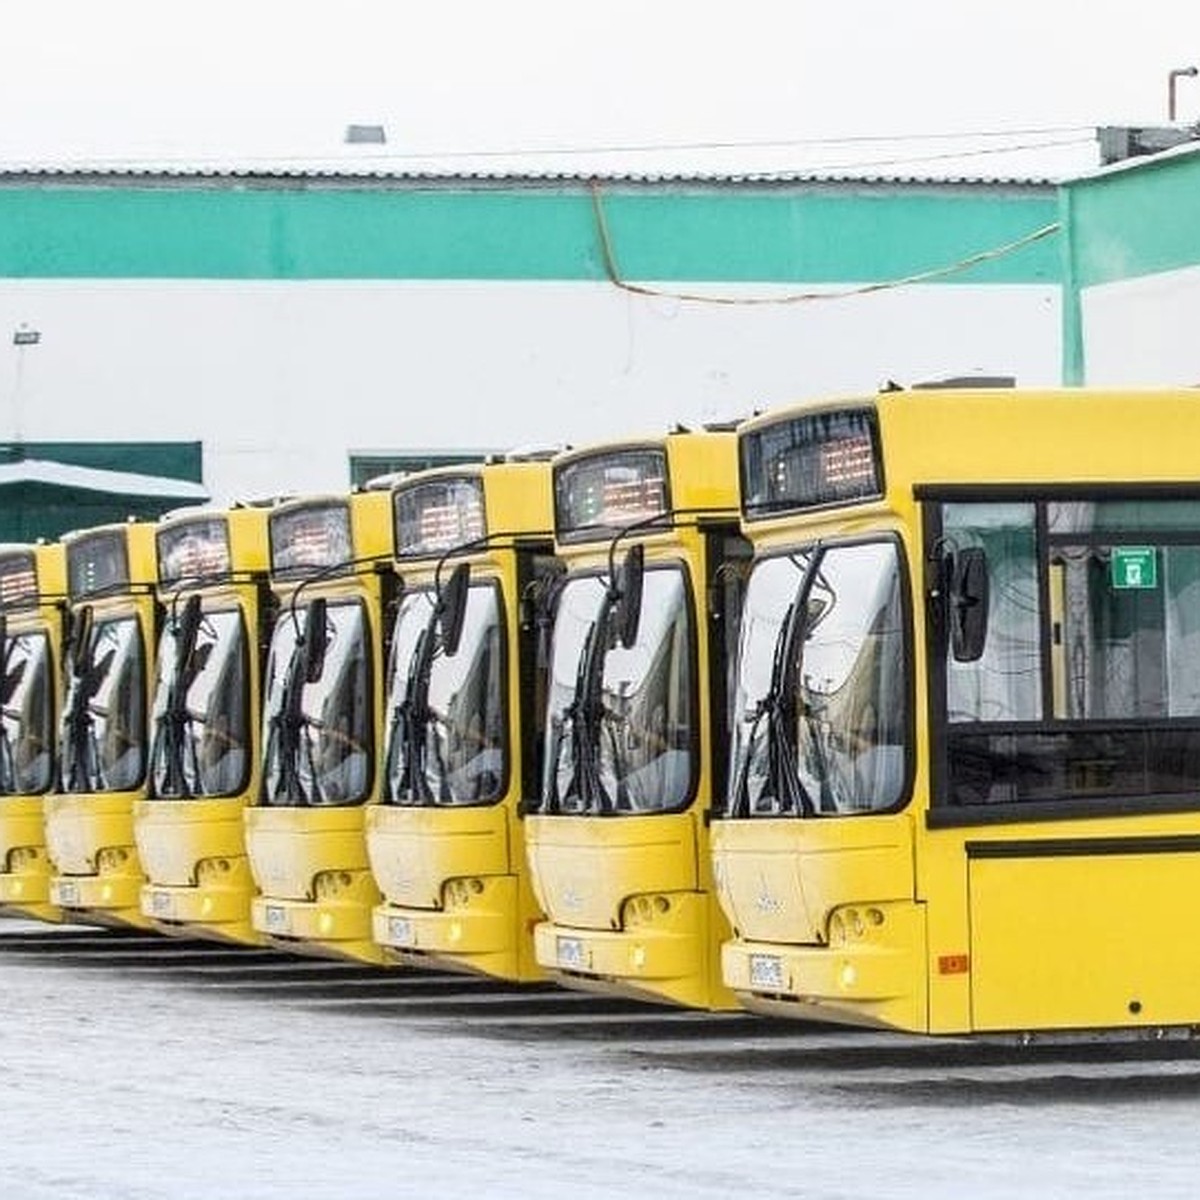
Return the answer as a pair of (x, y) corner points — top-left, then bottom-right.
(589, 181), (1061, 307)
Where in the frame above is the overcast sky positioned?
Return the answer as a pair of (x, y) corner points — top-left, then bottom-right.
(2, 1), (1199, 177)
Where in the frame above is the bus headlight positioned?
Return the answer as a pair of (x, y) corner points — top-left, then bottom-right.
(621, 894), (672, 928)
(443, 878), (485, 909)
(97, 847), (131, 873)
(313, 871), (353, 900)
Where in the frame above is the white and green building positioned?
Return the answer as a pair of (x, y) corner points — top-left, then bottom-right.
(1059, 142), (1200, 386)
(0, 166), (1065, 506)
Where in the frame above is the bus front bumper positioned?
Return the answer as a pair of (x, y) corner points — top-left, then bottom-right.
(49, 870), (149, 927)
(721, 911), (926, 1032)
(532, 891), (733, 1010)
(372, 874), (530, 978)
(141, 880), (262, 945)
(250, 893), (383, 964)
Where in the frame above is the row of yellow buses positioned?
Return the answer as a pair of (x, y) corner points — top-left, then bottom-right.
(4, 384), (1200, 1039)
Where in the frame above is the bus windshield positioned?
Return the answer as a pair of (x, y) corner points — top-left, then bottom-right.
(261, 600), (372, 807)
(541, 566), (694, 815)
(384, 583), (506, 807)
(59, 615), (146, 794)
(150, 607), (250, 799)
(726, 540), (908, 817)
(0, 630), (54, 795)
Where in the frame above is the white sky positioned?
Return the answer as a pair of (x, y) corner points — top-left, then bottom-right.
(1, 1), (1199, 177)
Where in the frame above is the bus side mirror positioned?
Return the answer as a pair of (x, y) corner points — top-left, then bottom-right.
(439, 562), (470, 658)
(70, 604), (94, 675)
(948, 547), (989, 663)
(304, 596), (329, 684)
(615, 544), (645, 649)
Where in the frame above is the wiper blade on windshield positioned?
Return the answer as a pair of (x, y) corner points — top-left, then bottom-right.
(729, 564), (819, 819)
(62, 647), (113, 792)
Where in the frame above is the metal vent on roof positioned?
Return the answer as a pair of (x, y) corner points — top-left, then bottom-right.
(344, 125), (387, 145)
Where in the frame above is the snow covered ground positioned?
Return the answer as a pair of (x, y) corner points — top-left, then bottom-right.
(1, 918), (1199, 1199)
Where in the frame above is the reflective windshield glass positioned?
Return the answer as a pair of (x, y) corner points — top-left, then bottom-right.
(150, 608), (250, 798)
(0, 631), (54, 795)
(727, 541), (908, 817)
(261, 601), (372, 807)
(59, 616), (146, 793)
(385, 584), (507, 807)
(541, 566), (694, 815)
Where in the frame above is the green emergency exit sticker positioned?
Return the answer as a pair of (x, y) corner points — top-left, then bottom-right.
(1111, 547), (1157, 590)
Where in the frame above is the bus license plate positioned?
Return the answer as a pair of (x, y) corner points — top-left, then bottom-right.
(264, 905), (289, 933)
(749, 953), (785, 991)
(557, 936), (587, 970)
(150, 891), (174, 917)
(388, 916), (414, 946)
(56, 880), (80, 906)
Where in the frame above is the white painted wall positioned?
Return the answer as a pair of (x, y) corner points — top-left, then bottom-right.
(0, 279), (1061, 503)
(1082, 265), (1200, 386)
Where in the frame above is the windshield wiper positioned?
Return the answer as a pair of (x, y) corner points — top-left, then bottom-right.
(0, 656), (26, 796)
(558, 594), (620, 815)
(728, 570), (819, 819)
(267, 636), (315, 805)
(390, 614), (453, 805)
(62, 647), (114, 793)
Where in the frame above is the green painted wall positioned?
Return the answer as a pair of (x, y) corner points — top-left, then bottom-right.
(1062, 148), (1200, 288)
(1058, 145), (1200, 381)
(0, 441), (204, 542)
(0, 441), (202, 481)
(0, 181), (1059, 284)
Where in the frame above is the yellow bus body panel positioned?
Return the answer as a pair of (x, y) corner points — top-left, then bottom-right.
(718, 386), (1200, 1034)
(524, 432), (740, 1010)
(0, 543), (67, 922)
(47, 545), (158, 930)
(0, 796), (59, 919)
(246, 803), (382, 962)
(368, 804), (541, 979)
(367, 461), (554, 982)
(246, 494), (391, 964)
(135, 797), (260, 941)
(133, 511), (269, 945)
(45, 789), (149, 926)
(712, 816), (926, 1030)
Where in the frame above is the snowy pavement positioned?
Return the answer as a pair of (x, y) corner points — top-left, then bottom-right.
(1, 919), (1199, 1199)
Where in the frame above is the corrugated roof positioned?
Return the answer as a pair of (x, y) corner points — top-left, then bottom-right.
(0, 161), (1059, 189)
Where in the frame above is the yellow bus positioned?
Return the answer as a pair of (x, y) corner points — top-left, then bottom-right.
(0, 543), (68, 921)
(367, 459), (557, 981)
(134, 506), (272, 943)
(245, 491), (392, 962)
(713, 386), (1200, 1035)
(46, 522), (159, 927)
(524, 431), (749, 1009)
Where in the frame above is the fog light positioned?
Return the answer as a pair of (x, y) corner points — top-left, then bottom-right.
(839, 962), (857, 990)
(100, 884), (114, 903)
(318, 912), (334, 935)
(201, 896), (214, 917)
(631, 945), (647, 970)
(449, 921), (463, 943)
(98, 847), (130, 872)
